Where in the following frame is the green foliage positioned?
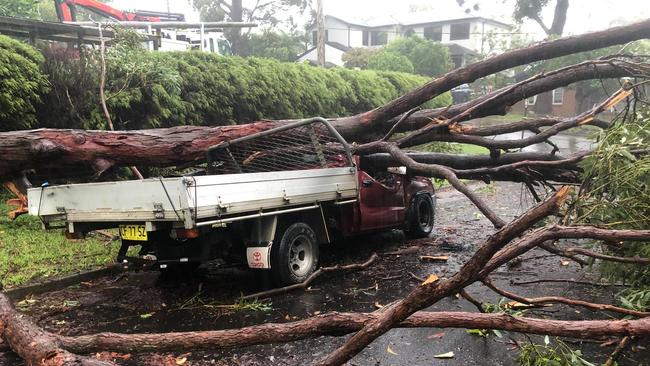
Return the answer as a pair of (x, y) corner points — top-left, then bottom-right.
(384, 36), (453, 77)
(244, 31), (305, 62)
(342, 47), (380, 69)
(0, 0), (39, 18)
(618, 288), (650, 312)
(569, 108), (650, 287)
(367, 50), (414, 74)
(32, 37), (450, 130)
(513, 0), (550, 24)
(0, 35), (49, 131)
(343, 36), (453, 77)
(517, 338), (596, 366)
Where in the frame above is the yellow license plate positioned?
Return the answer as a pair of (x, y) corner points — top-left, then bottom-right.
(119, 225), (148, 241)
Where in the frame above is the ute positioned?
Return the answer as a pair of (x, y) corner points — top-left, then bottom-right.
(28, 118), (435, 285)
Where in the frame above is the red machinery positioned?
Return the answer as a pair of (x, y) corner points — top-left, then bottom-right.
(54, 0), (185, 22)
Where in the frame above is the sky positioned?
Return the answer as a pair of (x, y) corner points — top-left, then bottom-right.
(111, 0), (650, 39)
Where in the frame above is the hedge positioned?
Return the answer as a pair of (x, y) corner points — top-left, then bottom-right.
(2, 38), (451, 131)
(0, 35), (49, 131)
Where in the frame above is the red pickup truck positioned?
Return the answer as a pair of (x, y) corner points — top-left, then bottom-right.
(30, 118), (435, 286)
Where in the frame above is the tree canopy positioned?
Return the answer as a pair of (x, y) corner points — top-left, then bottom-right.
(367, 50), (415, 74)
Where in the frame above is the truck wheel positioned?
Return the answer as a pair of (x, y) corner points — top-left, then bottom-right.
(272, 223), (319, 286)
(407, 194), (435, 238)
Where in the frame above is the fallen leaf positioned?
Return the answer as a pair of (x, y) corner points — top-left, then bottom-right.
(434, 351), (455, 359)
(421, 274), (439, 286)
(374, 301), (384, 309)
(386, 345), (398, 355)
(506, 301), (533, 309)
(420, 255), (449, 262)
(560, 260), (570, 266)
(139, 312), (155, 319)
(427, 332), (445, 339)
(313, 311), (321, 315)
(63, 300), (80, 307)
(176, 357), (187, 365)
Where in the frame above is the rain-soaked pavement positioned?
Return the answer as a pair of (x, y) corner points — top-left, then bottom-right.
(1, 133), (647, 366)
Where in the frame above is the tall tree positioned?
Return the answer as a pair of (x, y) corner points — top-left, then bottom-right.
(513, 0), (569, 36)
(190, 0), (310, 55)
(457, 0), (570, 37)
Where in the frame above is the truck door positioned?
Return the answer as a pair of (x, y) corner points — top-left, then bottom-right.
(357, 170), (406, 231)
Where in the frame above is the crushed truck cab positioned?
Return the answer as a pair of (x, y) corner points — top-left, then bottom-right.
(28, 118), (435, 285)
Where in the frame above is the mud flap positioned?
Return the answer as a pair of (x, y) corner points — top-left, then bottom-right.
(246, 245), (271, 269)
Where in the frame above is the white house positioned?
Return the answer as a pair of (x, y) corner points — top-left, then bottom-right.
(300, 13), (512, 67)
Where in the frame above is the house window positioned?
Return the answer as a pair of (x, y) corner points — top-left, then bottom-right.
(552, 88), (565, 105)
(371, 31), (388, 46)
(423, 26), (442, 41)
(209, 38), (215, 53)
(450, 23), (470, 40)
(525, 95), (538, 106)
(362, 30), (369, 46)
(451, 55), (463, 68)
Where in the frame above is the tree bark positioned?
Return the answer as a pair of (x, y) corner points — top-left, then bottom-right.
(0, 293), (116, 366)
(2, 292), (649, 360)
(0, 58), (642, 182)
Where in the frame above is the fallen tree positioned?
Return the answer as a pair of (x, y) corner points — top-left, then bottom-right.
(2, 18), (650, 366)
(2, 19), (650, 180)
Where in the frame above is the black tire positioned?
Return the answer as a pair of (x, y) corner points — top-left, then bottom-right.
(407, 193), (435, 238)
(271, 222), (319, 286)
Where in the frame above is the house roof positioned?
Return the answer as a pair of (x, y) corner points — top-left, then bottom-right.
(296, 42), (350, 61)
(326, 12), (512, 30)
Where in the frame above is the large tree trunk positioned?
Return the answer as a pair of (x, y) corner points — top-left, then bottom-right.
(1, 291), (649, 363)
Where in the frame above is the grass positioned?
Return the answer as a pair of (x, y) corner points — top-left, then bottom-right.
(0, 189), (120, 289)
(457, 143), (489, 155)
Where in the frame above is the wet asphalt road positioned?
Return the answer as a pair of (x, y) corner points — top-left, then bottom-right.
(1, 133), (647, 366)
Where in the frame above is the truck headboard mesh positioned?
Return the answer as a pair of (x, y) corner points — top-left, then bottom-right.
(206, 118), (353, 174)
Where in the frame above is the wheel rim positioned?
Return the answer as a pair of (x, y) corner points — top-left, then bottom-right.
(288, 235), (314, 277)
(418, 200), (433, 230)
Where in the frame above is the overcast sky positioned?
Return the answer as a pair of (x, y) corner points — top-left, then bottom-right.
(111, 0), (650, 39)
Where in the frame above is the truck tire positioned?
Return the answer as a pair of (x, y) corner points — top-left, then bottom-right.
(407, 193), (435, 238)
(271, 222), (319, 286)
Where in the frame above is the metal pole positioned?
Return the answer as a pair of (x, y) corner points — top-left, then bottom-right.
(200, 23), (205, 52)
(316, 0), (325, 67)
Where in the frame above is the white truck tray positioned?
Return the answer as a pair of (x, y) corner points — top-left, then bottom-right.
(27, 167), (357, 229)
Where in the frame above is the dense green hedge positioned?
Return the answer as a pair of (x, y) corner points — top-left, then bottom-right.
(0, 35), (49, 130)
(2, 37), (450, 131)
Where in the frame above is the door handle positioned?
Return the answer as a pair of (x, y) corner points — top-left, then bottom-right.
(362, 179), (373, 187)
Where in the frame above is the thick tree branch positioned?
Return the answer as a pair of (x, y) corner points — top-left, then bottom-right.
(315, 187), (572, 366)
(350, 19), (650, 128)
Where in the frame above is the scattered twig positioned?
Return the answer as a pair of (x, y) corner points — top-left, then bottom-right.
(605, 336), (632, 366)
(565, 247), (650, 264)
(384, 246), (420, 256)
(510, 279), (628, 287)
(483, 278), (649, 318)
(407, 272), (426, 282)
(242, 253), (379, 300)
(459, 289), (485, 313)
